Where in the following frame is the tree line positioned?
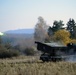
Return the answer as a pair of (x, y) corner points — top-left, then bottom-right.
(34, 16), (76, 45)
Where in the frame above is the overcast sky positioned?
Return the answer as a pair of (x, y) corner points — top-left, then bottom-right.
(0, 0), (76, 32)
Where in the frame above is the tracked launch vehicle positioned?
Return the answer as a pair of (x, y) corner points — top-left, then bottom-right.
(35, 41), (76, 62)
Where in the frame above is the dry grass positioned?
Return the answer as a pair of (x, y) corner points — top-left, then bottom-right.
(0, 56), (76, 75)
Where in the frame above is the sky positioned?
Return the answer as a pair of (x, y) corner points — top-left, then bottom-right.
(0, 0), (76, 32)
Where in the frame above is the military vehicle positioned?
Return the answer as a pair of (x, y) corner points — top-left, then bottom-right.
(35, 41), (76, 62)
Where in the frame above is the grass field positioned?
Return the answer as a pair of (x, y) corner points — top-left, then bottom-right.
(0, 56), (76, 75)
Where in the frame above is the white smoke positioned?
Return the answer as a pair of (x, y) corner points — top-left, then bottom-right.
(65, 55), (76, 62)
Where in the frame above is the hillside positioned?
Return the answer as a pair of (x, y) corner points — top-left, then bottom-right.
(4, 29), (34, 34)
(1, 29), (35, 49)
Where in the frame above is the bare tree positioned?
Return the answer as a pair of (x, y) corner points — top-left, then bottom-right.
(34, 16), (49, 42)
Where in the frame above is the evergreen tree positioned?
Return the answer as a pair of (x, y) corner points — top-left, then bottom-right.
(48, 26), (53, 36)
(66, 18), (76, 38)
(52, 20), (64, 32)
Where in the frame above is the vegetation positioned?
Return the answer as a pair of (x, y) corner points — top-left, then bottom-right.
(53, 30), (76, 45)
(47, 18), (76, 44)
(34, 17), (76, 44)
(0, 44), (20, 58)
(34, 16), (49, 42)
(0, 36), (20, 58)
(0, 17), (76, 58)
(24, 47), (36, 56)
(52, 20), (64, 32)
(0, 56), (76, 75)
(66, 18), (76, 38)
(0, 17), (76, 75)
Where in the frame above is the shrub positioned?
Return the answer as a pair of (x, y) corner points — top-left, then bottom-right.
(8, 49), (20, 57)
(24, 47), (36, 56)
(53, 30), (76, 45)
(0, 44), (20, 58)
